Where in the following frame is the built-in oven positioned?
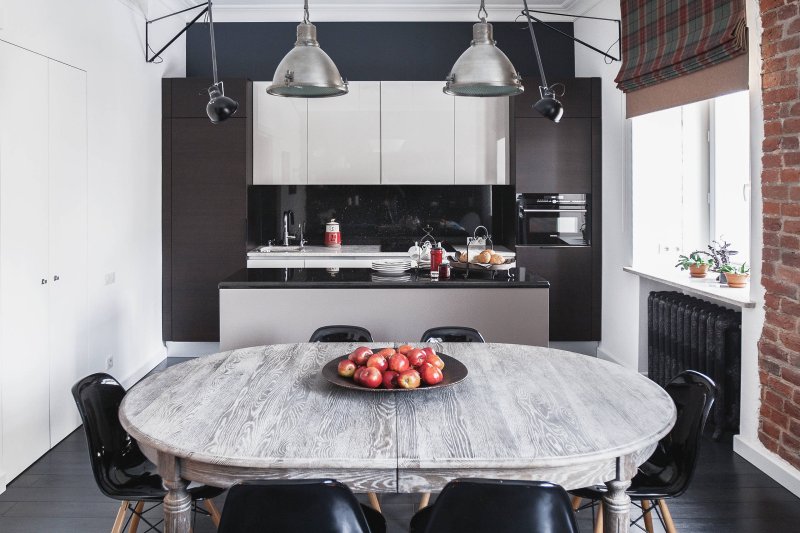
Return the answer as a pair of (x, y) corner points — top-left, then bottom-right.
(517, 193), (590, 246)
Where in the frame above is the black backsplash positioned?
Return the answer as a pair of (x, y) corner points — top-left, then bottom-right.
(249, 185), (515, 250)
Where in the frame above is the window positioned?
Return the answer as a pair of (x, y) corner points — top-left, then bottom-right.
(631, 91), (751, 270)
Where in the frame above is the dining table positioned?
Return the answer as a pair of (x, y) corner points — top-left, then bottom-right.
(119, 342), (676, 533)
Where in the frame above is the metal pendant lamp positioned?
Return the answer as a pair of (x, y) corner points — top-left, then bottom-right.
(444, 0), (523, 97)
(206, 1), (238, 123)
(522, 0), (563, 122)
(267, 0), (348, 98)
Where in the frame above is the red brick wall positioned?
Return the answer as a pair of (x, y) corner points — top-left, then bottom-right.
(758, 0), (800, 469)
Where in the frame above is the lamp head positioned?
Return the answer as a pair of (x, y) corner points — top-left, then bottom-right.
(534, 86), (564, 123)
(206, 82), (239, 123)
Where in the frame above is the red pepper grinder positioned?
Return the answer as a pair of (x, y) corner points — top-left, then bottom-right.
(430, 242), (444, 280)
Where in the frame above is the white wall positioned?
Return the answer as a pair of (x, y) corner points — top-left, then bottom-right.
(573, 0), (641, 370)
(0, 0), (185, 491)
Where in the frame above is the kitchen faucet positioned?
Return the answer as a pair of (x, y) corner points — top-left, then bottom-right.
(282, 210), (296, 246)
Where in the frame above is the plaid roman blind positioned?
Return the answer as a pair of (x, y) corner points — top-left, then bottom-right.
(616, 0), (747, 93)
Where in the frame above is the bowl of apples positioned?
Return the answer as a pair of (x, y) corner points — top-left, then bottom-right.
(322, 345), (468, 392)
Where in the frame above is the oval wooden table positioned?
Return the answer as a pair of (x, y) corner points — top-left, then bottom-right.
(119, 343), (676, 533)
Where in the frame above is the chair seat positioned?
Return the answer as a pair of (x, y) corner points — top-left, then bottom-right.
(104, 458), (225, 502)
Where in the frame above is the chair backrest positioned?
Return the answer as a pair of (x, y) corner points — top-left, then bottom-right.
(420, 327), (485, 343)
(646, 370), (716, 497)
(217, 479), (378, 533)
(309, 325), (373, 343)
(417, 478), (580, 533)
(71, 373), (154, 499)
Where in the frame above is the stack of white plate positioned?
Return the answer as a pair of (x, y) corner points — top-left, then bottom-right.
(371, 259), (413, 275)
(371, 273), (412, 283)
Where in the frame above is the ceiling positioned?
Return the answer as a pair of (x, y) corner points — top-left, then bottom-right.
(155, 0), (603, 22)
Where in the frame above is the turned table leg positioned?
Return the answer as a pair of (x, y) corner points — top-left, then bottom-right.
(603, 457), (634, 533)
(158, 452), (193, 533)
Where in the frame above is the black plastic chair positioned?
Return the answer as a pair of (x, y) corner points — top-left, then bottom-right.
(309, 325), (374, 343)
(410, 478), (579, 533)
(72, 373), (224, 533)
(420, 326), (485, 343)
(217, 479), (386, 533)
(571, 370), (716, 533)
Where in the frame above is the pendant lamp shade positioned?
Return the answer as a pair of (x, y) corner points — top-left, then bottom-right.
(534, 88), (564, 123)
(207, 82), (239, 123)
(267, 22), (348, 98)
(444, 21), (523, 97)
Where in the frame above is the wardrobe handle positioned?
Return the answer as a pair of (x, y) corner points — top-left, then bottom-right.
(41, 278), (48, 285)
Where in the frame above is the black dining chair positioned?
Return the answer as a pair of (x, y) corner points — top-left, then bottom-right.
(570, 370), (716, 533)
(310, 325), (374, 343)
(72, 373), (224, 533)
(420, 326), (485, 343)
(217, 479), (386, 533)
(410, 478), (580, 533)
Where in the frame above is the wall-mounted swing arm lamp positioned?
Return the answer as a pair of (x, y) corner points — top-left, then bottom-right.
(145, 1), (238, 123)
(520, 1), (621, 123)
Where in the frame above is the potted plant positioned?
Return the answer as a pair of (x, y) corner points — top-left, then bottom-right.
(675, 252), (712, 278)
(706, 239), (739, 282)
(720, 262), (750, 288)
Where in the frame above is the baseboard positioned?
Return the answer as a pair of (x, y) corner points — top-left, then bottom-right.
(549, 341), (599, 357)
(165, 341), (221, 358)
(734, 435), (800, 498)
(119, 351), (167, 389)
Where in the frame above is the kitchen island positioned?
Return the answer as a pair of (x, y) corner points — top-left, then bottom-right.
(219, 268), (549, 350)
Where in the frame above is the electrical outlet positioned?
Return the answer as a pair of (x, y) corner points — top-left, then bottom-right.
(105, 272), (116, 285)
(105, 356), (114, 370)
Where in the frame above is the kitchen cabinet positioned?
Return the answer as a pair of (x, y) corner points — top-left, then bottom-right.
(514, 118), (592, 193)
(163, 78), (253, 342)
(381, 81), (455, 184)
(308, 82), (381, 184)
(0, 43), (88, 480)
(455, 96), (510, 185)
(253, 81), (308, 185)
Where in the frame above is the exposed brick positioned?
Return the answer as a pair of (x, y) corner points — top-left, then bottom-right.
(785, 152), (800, 165)
(762, 418), (783, 440)
(782, 366), (800, 388)
(768, 375), (795, 400)
(763, 87), (798, 105)
(786, 118), (800, 133)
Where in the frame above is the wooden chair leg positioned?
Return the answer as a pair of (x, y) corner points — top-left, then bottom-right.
(203, 499), (222, 527)
(418, 492), (431, 510)
(128, 501), (145, 533)
(641, 500), (655, 533)
(657, 499), (677, 533)
(367, 492), (382, 513)
(111, 501), (129, 533)
(593, 501), (604, 533)
(571, 496), (582, 511)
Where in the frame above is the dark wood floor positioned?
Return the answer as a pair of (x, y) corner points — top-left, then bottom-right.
(1, 360), (799, 532)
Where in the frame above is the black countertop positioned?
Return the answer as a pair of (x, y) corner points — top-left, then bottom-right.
(220, 268), (549, 289)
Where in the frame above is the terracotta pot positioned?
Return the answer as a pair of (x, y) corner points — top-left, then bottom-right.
(725, 272), (749, 288)
(688, 264), (709, 278)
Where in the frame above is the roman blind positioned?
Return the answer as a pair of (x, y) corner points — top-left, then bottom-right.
(617, 0), (749, 117)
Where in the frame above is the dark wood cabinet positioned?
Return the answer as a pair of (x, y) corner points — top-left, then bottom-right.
(163, 78), (252, 342)
(168, 78), (251, 119)
(516, 246), (596, 341)
(513, 78), (600, 119)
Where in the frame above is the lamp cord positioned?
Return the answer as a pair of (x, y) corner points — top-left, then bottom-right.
(478, 0), (488, 22)
(521, 0), (548, 89)
(304, 0), (310, 23)
(208, 0), (219, 85)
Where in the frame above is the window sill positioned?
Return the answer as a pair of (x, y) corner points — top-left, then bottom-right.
(623, 266), (756, 309)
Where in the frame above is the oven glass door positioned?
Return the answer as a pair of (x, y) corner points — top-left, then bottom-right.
(522, 210), (588, 246)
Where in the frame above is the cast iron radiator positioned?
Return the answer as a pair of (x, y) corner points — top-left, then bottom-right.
(647, 291), (742, 439)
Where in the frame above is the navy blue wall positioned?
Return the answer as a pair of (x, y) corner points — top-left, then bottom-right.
(186, 21), (575, 82)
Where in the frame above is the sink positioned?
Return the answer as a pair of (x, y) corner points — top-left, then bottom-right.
(257, 246), (304, 253)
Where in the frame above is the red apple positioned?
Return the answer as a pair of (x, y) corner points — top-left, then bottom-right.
(426, 353), (445, 370)
(360, 367), (383, 389)
(422, 347), (436, 358)
(337, 359), (356, 378)
(353, 366), (368, 384)
(420, 364), (443, 386)
(388, 353), (410, 372)
(377, 348), (396, 358)
(397, 369), (421, 389)
(366, 354), (388, 372)
(407, 349), (427, 368)
(348, 346), (373, 366)
(397, 344), (413, 355)
(382, 370), (399, 389)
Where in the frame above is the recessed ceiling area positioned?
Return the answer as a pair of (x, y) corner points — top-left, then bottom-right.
(167, 0), (603, 22)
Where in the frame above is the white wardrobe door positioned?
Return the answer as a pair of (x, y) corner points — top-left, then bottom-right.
(47, 60), (88, 447)
(308, 82), (381, 184)
(455, 97), (510, 184)
(0, 42), (52, 480)
(380, 81), (455, 184)
(253, 82), (308, 184)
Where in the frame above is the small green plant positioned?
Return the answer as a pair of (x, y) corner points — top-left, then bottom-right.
(675, 252), (711, 271)
(719, 262), (749, 274)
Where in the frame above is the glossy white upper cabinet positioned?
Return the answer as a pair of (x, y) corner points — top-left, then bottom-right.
(253, 82), (308, 184)
(308, 82), (381, 184)
(455, 97), (510, 185)
(380, 81), (455, 184)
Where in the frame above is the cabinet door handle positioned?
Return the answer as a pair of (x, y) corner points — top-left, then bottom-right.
(53, 275), (60, 281)
(41, 278), (48, 285)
